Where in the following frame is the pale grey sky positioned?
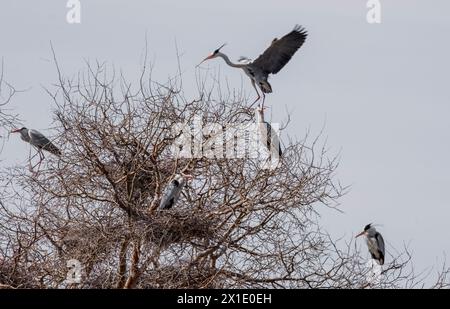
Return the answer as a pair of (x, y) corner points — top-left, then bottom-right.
(1, 0), (449, 275)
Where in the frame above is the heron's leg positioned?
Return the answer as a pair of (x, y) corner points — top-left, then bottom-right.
(249, 80), (261, 108)
(29, 148), (41, 172)
(261, 92), (266, 109)
(36, 160), (43, 172)
(33, 150), (45, 172)
(37, 151), (43, 164)
(30, 158), (40, 173)
(28, 147), (33, 171)
(30, 161), (40, 172)
(39, 151), (45, 165)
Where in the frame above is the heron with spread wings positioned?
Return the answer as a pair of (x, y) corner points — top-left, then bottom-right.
(198, 25), (308, 107)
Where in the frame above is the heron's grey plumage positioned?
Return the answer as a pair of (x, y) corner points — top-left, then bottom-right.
(200, 25), (307, 105)
(244, 25), (307, 95)
(15, 127), (61, 156)
(361, 224), (385, 265)
(28, 129), (61, 156)
(158, 174), (186, 210)
(374, 233), (385, 264)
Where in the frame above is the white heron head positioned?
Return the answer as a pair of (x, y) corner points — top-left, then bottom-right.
(197, 43), (226, 66)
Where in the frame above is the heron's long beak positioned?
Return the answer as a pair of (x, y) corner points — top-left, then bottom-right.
(10, 128), (21, 133)
(196, 55), (214, 68)
(196, 43), (226, 67)
(355, 231), (365, 238)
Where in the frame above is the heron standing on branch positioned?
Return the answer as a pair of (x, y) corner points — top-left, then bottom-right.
(356, 223), (385, 265)
(198, 25), (308, 107)
(159, 173), (193, 210)
(10, 127), (61, 170)
(255, 106), (282, 157)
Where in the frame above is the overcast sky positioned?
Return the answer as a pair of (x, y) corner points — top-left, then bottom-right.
(1, 0), (449, 276)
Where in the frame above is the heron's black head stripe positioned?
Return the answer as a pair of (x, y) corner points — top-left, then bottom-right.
(364, 223), (372, 231)
(213, 43), (226, 54)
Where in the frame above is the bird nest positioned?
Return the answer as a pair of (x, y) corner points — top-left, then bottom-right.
(138, 209), (218, 246)
(57, 208), (218, 261)
(0, 260), (41, 289)
(60, 223), (123, 264)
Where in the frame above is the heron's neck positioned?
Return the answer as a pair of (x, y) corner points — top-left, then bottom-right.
(217, 53), (246, 68)
(20, 129), (31, 142)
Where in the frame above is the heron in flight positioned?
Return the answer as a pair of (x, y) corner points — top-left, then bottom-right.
(356, 223), (385, 265)
(198, 25), (308, 107)
(11, 127), (61, 169)
(255, 106), (282, 157)
(158, 173), (193, 210)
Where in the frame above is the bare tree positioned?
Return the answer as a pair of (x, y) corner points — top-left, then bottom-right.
(0, 57), (448, 289)
(0, 59), (19, 152)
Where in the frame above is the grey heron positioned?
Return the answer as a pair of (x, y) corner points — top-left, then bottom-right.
(198, 25), (308, 107)
(255, 106), (282, 157)
(356, 223), (385, 265)
(158, 173), (193, 210)
(11, 127), (61, 167)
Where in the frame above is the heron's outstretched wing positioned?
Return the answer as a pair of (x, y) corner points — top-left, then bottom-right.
(159, 179), (182, 210)
(252, 25), (307, 74)
(29, 129), (61, 156)
(375, 232), (385, 265)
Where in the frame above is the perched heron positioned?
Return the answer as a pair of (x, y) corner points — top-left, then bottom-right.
(255, 106), (282, 157)
(356, 223), (385, 265)
(198, 25), (308, 107)
(158, 173), (193, 210)
(11, 127), (61, 168)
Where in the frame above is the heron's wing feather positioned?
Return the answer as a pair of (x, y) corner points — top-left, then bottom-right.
(28, 130), (50, 145)
(376, 232), (385, 259)
(29, 129), (61, 156)
(252, 25), (307, 74)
